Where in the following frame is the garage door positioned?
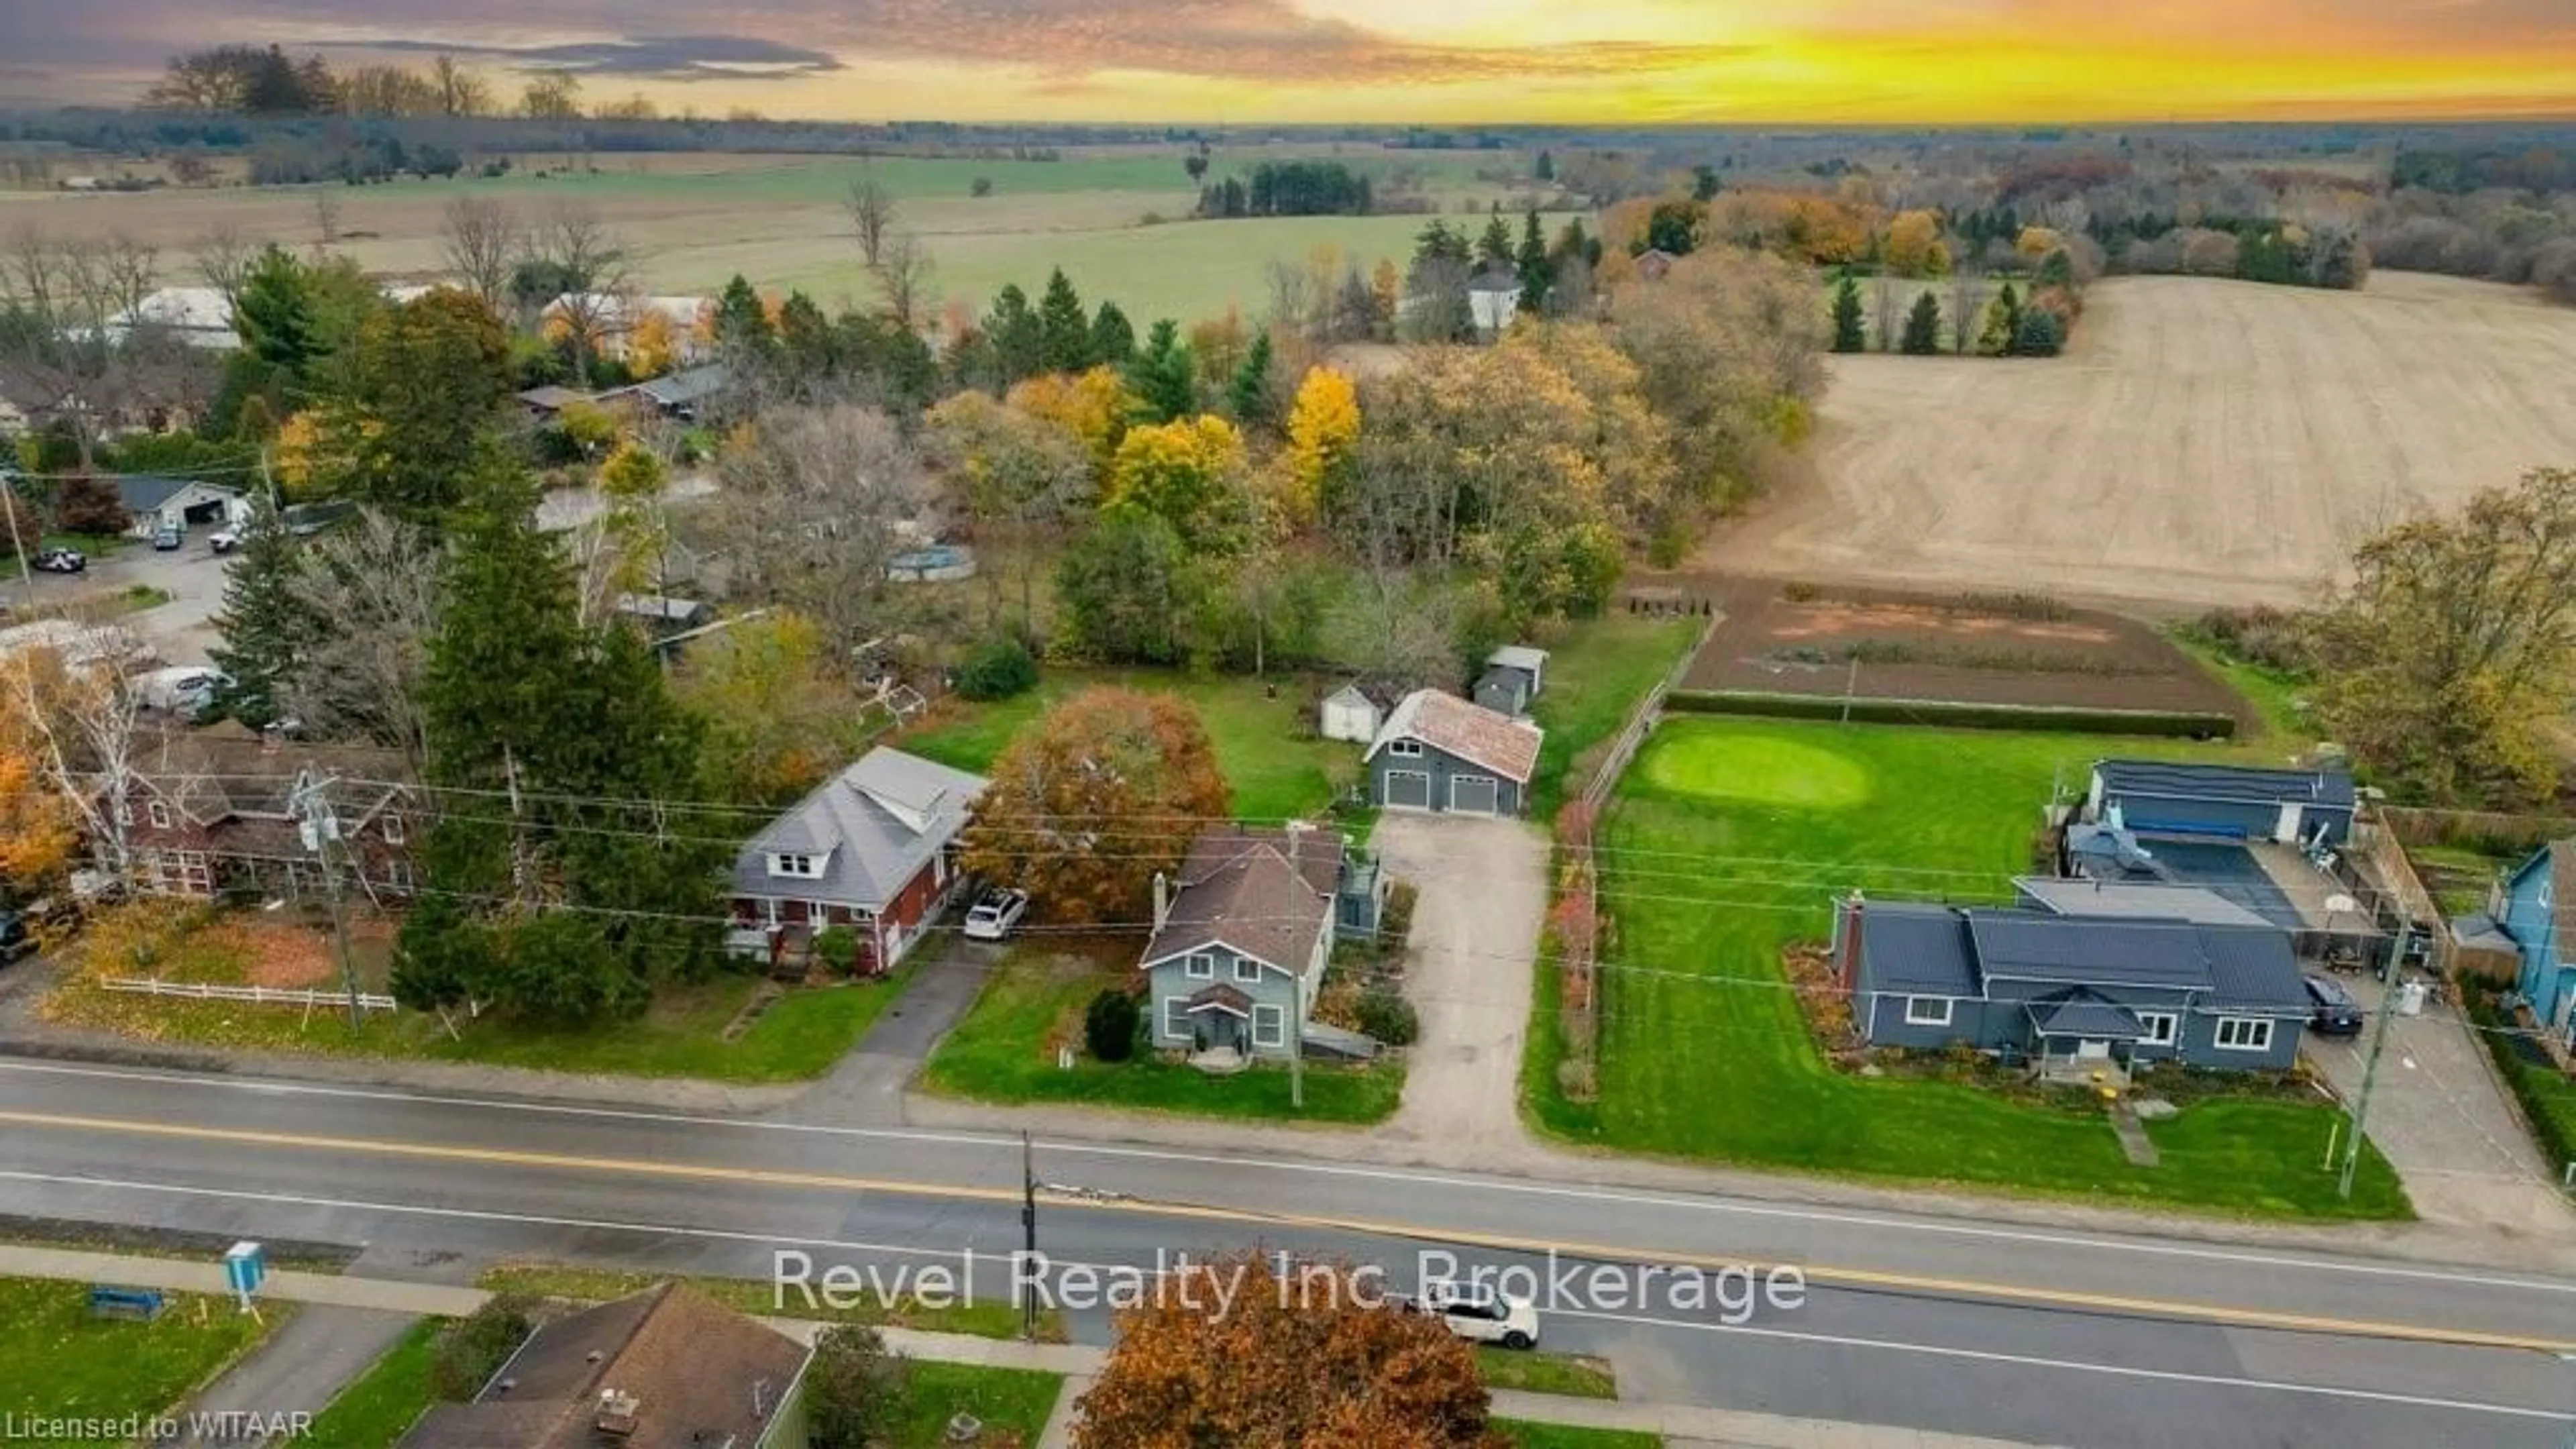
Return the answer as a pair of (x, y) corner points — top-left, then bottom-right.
(1449, 775), (1500, 815)
(1383, 770), (1431, 810)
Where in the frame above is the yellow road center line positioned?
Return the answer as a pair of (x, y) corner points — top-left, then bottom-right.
(6, 1108), (2566, 1354)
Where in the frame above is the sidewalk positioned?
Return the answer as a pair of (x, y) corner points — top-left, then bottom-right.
(3, 1246), (2052, 1449)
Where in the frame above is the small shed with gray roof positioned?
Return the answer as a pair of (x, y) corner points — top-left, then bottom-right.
(2084, 758), (2356, 847)
(729, 747), (985, 974)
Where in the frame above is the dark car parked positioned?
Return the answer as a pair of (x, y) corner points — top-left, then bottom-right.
(2303, 973), (2365, 1036)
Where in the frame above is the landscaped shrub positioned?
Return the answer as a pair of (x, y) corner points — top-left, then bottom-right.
(1664, 688), (2238, 739)
(430, 1293), (535, 1401)
(1354, 988), (1419, 1046)
(814, 925), (859, 973)
(1376, 880), (1419, 951)
(2182, 605), (2314, 676)
(955, 638), (1040, 701)
(1085, 987), (1140, 1062)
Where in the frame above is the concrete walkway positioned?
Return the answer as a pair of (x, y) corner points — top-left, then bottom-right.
(4, 1246), (2053, 1449)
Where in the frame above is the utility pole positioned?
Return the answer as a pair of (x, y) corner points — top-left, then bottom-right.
(292, 775), (364, 1032)
(2339, 919), (2410, 1199)
(1290, 973), (1305, 1111)
(1019, 1130), (1039, 1342)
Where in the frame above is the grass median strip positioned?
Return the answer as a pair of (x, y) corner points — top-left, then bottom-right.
(1495, 1421), (1662, 1449)
(1479, 1347), (1619, 1399)
(476, 1262), (1059, 1343)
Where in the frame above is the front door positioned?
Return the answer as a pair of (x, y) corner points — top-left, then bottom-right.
(2075, 1038), (2113, 1061)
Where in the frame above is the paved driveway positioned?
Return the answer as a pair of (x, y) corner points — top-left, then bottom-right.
(85, 541), (230, 664)
(2305, 975), (2575, 1236)
(1371, 812), (1551, 1163)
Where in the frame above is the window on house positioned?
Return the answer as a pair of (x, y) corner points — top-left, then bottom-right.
(1253, 1004), (1287, 1049)
(1386, 739), (1423, 758)
(2136, 1012), (2179, 1048)
(1163, 999), (1189, 1040)
(1185, 953), (1216, 979)
(382, 814), (405, 846)
(1903, 996), (1953, 1027)
(771, 853), (822, 879)
(2214, 1016), (2274, 1051)
(146, 801), (170, 829)
(1234, 956), (1262, 983)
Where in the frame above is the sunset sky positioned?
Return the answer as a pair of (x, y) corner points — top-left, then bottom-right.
(15, 0), (2576, 121)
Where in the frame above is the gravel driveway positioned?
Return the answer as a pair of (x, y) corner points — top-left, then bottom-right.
(1371, 812), (1550, 1162)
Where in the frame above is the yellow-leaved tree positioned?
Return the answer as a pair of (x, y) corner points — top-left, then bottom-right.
(272, 411), (325, 499)
(627, 309), (678, 379)
(1882, 209), (1951, 278)
(1007, 366), (1132, 482)
(1105, 415), (1249, 555)
(1283, 366), (1360, 527)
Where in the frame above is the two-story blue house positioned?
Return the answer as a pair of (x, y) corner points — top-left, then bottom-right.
(1143, 825), (1346, 1063)
(2499, 841), (2576, 1048)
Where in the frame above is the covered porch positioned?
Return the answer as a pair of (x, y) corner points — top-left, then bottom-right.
(1181, 983), (1256, 1073)
(2027, 992), (2145, 1091)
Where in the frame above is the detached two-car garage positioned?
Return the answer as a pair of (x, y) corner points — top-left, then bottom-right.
(1364, 689), (1542, 818)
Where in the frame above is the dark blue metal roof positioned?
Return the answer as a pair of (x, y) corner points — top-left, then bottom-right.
(2095, 759), (2355, 812)
(2026, 992), (2148, 1040)
(1966, 911), (2210, 989)
(2196, 923), (2310, 1014)
(1854, 903), (1978, 996)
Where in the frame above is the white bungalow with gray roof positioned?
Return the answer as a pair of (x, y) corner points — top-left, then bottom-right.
(729, 747), (984, 974)
(1364, 689), (1542, 817)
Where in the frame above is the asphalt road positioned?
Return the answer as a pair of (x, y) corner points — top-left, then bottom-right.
(1, 1058), (2571, 1448)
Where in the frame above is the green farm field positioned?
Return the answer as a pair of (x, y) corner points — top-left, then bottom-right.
(1529, 715), (2411, 1221)
(0, 146), (1559, 327)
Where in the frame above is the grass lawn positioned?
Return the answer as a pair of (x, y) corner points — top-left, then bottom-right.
(884, 1362), (1064, 1449)
(2167, 632), (2313, 745)
(1525, 614), (1704, 819)
(303, 1318), (440, 1449)
(46, 903), (922, 1083)
(476, 1263), (1049, 1342)
(1495, 1421), (1662, 1449)
(902, 667), (1366, 824)
(923, 947), (1405, 1124)
(1530, 716), (2410, 1221)
(1478, 1348), (1618, 1399)
(0, 1277), (280, 1429)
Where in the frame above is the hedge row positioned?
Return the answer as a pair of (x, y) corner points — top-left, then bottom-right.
(1663, 689), (2237, 739)
(2467, 994), (2576, 1179)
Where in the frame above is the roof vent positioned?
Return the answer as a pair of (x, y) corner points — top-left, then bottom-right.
(596, 1389), (641, 1437)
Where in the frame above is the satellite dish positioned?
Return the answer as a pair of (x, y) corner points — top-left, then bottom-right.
(2324, 894), (2360, 914)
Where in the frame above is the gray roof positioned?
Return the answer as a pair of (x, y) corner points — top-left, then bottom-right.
(1487, 645), (1548, 676)
(2094, 759), (2356, 812)
(116, 474), (233, 513)
(1967, 911), (2212, 990)
(614, 592), (710, 624)
(2027, 992), (2148, 1040)
(635, 364), (731, 409)
(2196, 923), (2310, 1014)
(1145, 826), (1343, 975)
(729, 747), (985, 910)
(1854, 902), (1978, 995)
(2012, 877), (2273, 928)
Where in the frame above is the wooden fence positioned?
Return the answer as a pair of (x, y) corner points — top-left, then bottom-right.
(2377, 806), (2574, 855)
(101, 977), (400, 1013)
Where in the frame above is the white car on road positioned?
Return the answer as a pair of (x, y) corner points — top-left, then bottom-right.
(961, 887), (1030, 942)
(1412, 1283), (1541, 1350)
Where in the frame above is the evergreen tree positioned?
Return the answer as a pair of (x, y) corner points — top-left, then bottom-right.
(986, 284), (1044, 385)
(205, 491), (311, 730)
(1899, 290), (1943, 356)
(2010, 307), (2065, 357)
(1090, 301), (1136, 366)
(1037, 268), (1093, 374)
(775, 290), (835, 378)
(1124, 319), (1196, 425)
(1693, 163), (1722, 202)
(1534, 149), (1554, 182)
(1514, 209), (1553, 315)
(1829, 274), (1867, 354)
(1227, 331), (1274, 428)
(1978, 282), (2022, 357)
(712, 274), (775, 359)
(1477, 208), (1515, 271)
(327, 291), (513, 529)
(396, 458), (724, 1024)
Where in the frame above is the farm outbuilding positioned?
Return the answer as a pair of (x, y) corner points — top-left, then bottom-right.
(1319, 682), (1393, 744)
(1364, 689), (1542, 817)
(1474, 645), (1549, 717)
(2084, 759), (2356, 847)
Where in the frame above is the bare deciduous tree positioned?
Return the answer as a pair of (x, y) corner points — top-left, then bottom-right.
(312, 190), (343, 246)
(523, 200), (633, 371)
(709, 403), (932, 647)
(1265, 260), (1317, 338)
(430, 54), (492, 117)
(0, 228), (198, 471)
(440, 196), (519, 311)
(0, 641), (152, 883)
(281, 509), (443, 769)
(845, 173), (897, 269)
(870, 229), (934, 331)
(191, 223), (254, 308)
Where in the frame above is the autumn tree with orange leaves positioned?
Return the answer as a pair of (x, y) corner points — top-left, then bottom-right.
(1074, 1253), (1505, 1449)
(959, 688), (1228, 926)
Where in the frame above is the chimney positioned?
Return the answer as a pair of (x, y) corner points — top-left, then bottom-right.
(595, 1389), (641, 1438)
(1835, 892), (1866, 991)
(1152, 871), (1169, 931)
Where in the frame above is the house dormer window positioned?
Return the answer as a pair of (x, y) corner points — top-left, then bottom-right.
(146, 801), (170, 829)
(771, 852), (824, 879)
(382, 814), (405, 846)
(1387, 739), (1423, 758)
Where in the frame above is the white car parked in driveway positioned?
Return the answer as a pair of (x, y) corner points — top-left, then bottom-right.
(1412, 1283), (1541, 1349)
(961, 886), (1030, 941)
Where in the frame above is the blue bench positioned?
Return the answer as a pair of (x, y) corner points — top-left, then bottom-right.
(89, 1285), (167, 1322)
